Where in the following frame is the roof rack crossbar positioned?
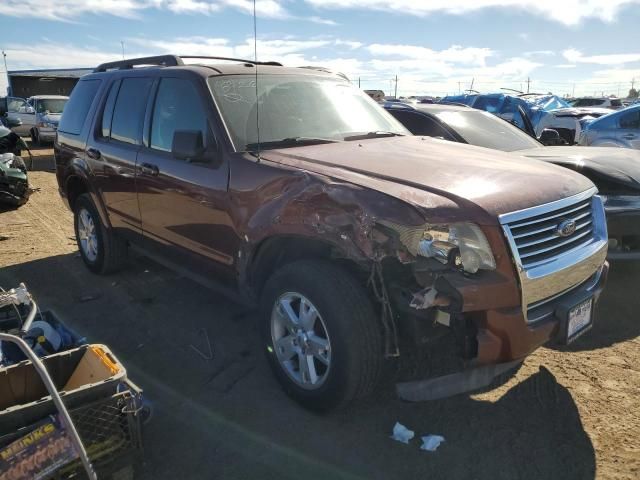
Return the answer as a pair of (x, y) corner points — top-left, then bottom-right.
(94, 55), (184, 72)
(179, 55), (282, 66)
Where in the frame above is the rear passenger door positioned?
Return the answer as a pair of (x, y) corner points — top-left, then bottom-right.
(135, 75), (233, 278)
(87, 76), (153, 242)
(617, 109), (640, 149)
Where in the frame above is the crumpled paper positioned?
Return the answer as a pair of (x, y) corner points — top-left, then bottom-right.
(420, 435), (445, 451)
(390, 422), (415, 444)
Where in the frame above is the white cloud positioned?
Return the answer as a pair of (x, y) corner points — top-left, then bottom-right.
(367, 44), (493, 67)
(0, 0), (335, 23)
(304, 0), (640, 26)
(562, 48), (640, 65)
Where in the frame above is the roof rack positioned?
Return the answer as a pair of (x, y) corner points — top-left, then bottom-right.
(94, 55), (184, 72)
(179, 55), (282, 66)
(93, 54), (282, 73)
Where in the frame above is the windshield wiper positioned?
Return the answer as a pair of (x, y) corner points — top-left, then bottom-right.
(245, 137), (338, 151)
(343, 131), (406, 141)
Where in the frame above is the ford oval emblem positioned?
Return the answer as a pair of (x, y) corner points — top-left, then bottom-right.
(556, 219), (577, 237)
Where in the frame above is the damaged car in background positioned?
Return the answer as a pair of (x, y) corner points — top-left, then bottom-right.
(385, 102), (640, 260)
(441, 92), (614, 145)
(56, 55), (608, 411)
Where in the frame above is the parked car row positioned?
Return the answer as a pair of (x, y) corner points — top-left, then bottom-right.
(53, 55), (612, 411)
(1, 95), (68, 145)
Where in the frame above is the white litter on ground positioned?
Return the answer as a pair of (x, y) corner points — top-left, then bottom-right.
(390, 422), (415, 444)
(420, 435), (445, 451)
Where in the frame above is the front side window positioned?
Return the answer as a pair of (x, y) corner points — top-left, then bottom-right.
(58, 80), (101, 135)
(150, 78), (208, 152)
(110, 77), (153, 144)
(7, 97), (28, 113)
(208, 74), (408, 150)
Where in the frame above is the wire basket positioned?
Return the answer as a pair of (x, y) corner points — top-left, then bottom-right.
(0, 387), (144, 480)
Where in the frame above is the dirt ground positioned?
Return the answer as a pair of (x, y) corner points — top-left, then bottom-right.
(1, 172), (638, 480)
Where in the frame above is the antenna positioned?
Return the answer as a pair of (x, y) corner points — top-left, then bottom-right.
(121, 41), (125, 60)
(253, 0), (261, 162)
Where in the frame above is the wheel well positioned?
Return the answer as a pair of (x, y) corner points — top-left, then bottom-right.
(65, 175), (88, 210)
(247, 236), (369, 297)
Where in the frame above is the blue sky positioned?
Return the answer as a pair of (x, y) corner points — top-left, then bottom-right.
(1, 0), (639, 97)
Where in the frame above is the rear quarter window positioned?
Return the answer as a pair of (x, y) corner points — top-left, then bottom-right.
(58, 80), (101, 135)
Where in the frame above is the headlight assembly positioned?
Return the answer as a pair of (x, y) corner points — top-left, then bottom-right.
(417, 222), (496, 274)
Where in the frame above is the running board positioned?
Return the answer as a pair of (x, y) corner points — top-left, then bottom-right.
(396, 360), (522, 402)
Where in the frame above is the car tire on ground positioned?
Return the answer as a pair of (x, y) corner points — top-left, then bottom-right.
(30, 129), (40, 147)
(260, 259), (383, 411)
(73, 193), (127, 274)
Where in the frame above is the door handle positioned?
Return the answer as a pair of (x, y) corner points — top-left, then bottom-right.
(86, 148), (101, 160)
(622, 134), (637, 140)
(140, 162), (159, 176)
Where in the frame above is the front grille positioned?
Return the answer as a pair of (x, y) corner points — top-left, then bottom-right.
(504, 197), (594, 269)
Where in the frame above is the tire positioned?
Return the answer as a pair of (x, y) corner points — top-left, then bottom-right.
(30, 129), (40, 147)
(73, 193), (127, 274)
(260, 259), (383, 411)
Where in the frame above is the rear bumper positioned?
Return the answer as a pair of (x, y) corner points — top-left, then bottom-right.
(475, 261), (608, 364)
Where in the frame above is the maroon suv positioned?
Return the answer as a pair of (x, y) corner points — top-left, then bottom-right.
(55, 55), (608, 410)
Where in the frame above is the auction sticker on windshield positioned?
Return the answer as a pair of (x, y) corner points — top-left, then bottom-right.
(568, 298), (593, 343)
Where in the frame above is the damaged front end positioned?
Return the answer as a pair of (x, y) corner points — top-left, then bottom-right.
(0, 154), (31, 208)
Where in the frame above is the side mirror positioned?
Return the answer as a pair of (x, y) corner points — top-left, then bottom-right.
(172, 130), (206, 162)
(538, 128), (564, 146)
(26, 106), (35, 114)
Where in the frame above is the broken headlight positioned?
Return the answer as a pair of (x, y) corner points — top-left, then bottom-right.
(417, 223), (496, 274)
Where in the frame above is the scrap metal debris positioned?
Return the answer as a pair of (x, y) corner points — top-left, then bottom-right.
(420, 435), (445, 452)
(390, 422), (415, 444)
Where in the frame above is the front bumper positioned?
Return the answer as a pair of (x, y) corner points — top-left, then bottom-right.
(475, 261), (608, 364)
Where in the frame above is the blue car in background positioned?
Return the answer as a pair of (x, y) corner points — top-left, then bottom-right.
(579, 104), (640, 150)
(441, 92), (614, 145)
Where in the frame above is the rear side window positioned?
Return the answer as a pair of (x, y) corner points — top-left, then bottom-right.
(611, 99), (623, 107)
(58, 80), (101, 135)
(110, 77), (153, 145)
(389, 110), (451, 139)
(619, 110), (640, 129)
(150, 78), (208, 152)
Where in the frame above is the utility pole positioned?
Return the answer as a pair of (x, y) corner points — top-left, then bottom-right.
(394, 74), (398, 99)
(572, 84), (575, 97)
(458, 81), (461, 94)
(526, 77), (531, 93)
(1, 50), (9, 96)
(358, 77), (360, 88)
(121, 41), (125, 59)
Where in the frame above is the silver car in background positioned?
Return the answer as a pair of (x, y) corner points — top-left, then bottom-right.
(579, 104), (640, 149)
(6, 95), (68, 145)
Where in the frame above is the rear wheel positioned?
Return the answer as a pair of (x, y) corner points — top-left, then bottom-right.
(260, 260), (382, 411)
(73, 193), (127, 274)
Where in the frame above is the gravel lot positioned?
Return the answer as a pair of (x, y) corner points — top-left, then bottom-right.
(1, 172), (638, 480)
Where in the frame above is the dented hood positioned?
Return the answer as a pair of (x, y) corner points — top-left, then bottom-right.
(263, 136), (593, 220)
(517, 146), (640, 193)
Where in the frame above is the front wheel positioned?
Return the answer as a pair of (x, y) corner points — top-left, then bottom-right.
(260, 260), (383, 411)
(30, 129), (40, 146)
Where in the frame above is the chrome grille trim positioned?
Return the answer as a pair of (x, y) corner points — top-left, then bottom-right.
(499, 187), (608, 323)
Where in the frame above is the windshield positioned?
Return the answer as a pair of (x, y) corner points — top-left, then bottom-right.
(435, 110), (542, 151)
(36, 98), (67, 114)
(208, 74), (408, 150)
